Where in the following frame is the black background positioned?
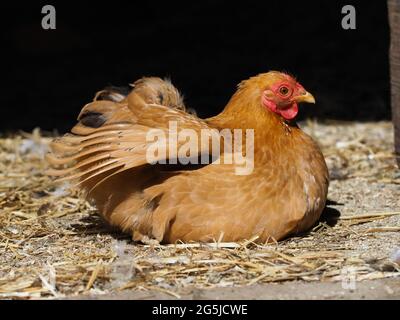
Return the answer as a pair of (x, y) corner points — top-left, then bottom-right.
(2, 1), (390, 133)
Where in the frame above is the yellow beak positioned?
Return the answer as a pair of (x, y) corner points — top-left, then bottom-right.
(295, 91), (316, 104)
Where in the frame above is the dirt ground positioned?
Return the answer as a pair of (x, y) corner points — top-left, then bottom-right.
(76, 278), (400, 300)
(0, 120), (399, 300)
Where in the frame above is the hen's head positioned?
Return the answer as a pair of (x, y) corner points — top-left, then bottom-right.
(235, 71), (315, 121)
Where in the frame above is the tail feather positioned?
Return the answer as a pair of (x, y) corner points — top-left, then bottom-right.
(94, 86), (131, 102)
(46, 77), (209, 192)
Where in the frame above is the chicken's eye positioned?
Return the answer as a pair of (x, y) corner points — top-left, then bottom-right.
(279, 86), (290, 96)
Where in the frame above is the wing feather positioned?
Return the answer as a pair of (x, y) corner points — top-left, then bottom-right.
(47, 101), (218, 191)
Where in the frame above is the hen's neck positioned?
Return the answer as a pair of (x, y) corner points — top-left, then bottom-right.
(206, 93), (305, 157)
(206, 89), (326, 189)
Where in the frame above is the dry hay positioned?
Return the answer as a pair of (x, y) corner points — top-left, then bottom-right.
(0, 121), (399, 299)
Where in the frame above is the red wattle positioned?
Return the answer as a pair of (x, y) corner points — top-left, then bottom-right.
(262, 95), (298, 120)
(278, 103), (298, 120)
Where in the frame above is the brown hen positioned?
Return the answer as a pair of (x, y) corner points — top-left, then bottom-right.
(47, 72), (329, 243)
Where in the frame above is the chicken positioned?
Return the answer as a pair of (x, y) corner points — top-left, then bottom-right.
(47, 72), (329, 243)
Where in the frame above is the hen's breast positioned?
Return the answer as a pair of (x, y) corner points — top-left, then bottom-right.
(257, 129), (329, 237)
(292, 132), (329, 233)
